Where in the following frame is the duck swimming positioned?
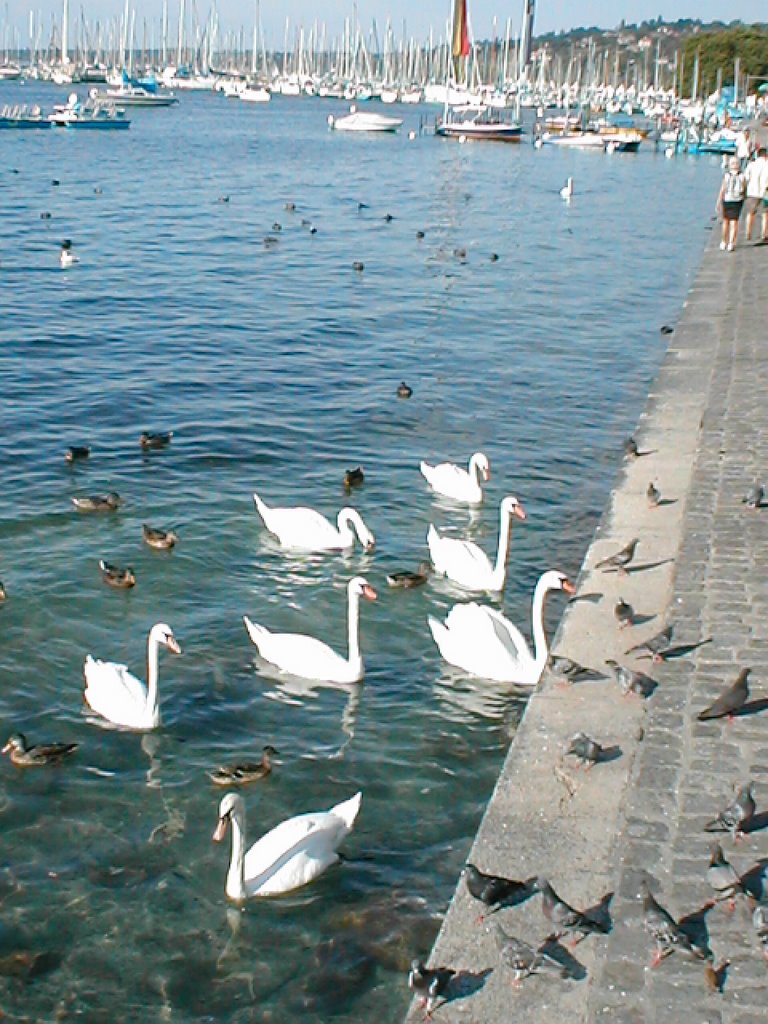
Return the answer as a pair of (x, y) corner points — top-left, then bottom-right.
(72, 492), (122, 512)
(59, 239), (79, 268)
(139, 431), (173, 450)
(99, 560), (136, 589)
(343, 466), (365, 490)
(386, 562), (431, 589)
(397, 381), (413, 398)
(142, 524), (178, 550)
(3, 733), (78, 767)
(0, 581), (6, 601)
(65, 445), (91, 463)
(209, 746), (279, 787)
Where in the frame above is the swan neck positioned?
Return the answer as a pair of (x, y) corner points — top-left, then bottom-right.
(530, 579), (552, 673)
(492, 505), (514, 587)
(227, 805), (247, 900)
(347, 588), (361, 664)
(146, 633), (160, 716)
(469, 454), (483, 482)
(338, 509), (363, 545)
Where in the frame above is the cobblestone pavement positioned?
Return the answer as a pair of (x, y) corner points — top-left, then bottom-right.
(405, 237), (768, 1023)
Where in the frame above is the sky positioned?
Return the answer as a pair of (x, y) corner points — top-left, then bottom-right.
(3, 2), (766, 46)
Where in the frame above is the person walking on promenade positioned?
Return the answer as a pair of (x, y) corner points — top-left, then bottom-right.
(736, 126), (753, 165)
(717, 156), (747, 252)
(744, 146), (768, 242)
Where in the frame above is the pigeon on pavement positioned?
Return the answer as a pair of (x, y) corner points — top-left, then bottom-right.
(625, 625), (674, 661)
(614, 597), (635, 629)
(564, 732), (604, 769)
(605, 660), (657, 698)
(535, 877), (608, 943)
(647, 482), (661, 508)
(464, 863), (534, 920)
(641, 880), (709, 966)
(752, 902), (768, 960)
(706, 843), (745, 908)
(408, 960), (455, 1016)
(494, 923), (567, 987)
(704, 783), (756, 841)
(697, 669), (750, 721)
(742, 484), (764, 509)
(548, 656), (597, 685)
(595, 539), (638, 574)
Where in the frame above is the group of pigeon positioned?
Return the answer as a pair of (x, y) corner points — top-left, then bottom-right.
(408, 435), (767, 1018)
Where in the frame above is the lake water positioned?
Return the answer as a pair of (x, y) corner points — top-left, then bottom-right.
(0, 84), (721, 1021)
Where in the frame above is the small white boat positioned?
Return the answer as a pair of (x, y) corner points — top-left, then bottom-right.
(436, 104), (523, 143)
(328, 106), (402, 133)
(48, 92), (130, 130)
(94, 85), (178, 107)
(240, 85), (270, 103)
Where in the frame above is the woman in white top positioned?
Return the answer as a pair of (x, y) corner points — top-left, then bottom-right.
(717, 155), (747, 252)
(744, 146), (768, 242)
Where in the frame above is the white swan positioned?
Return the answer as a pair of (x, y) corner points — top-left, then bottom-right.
(428, 569), (575, 684)
(420, 451), (490, 504)
(253, 493), (375, 552)
(213, 790), (362, 900)
(243, 576), (377, 683)
(83, 622), (181, 729)
(427, 495), (525, 592)
(560, 177), (574, 200)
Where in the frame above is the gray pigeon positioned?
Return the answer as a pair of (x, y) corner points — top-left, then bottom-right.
(595, 538), (638, 574)
(697, 669), (750, 721)
(625, 625), (674, 661)
(752, 902), (768, 960)
(548, 656), (595, 684)
(641, 879), (709, 966)
(605, 660), (657, 698)
(704, 783), (756, 841)
(464, 863), (534, 919)
(614, 597), (635, 629)
(535, 877), (608, 943)
(742, 484), (764, 509)
(494, 923), (567, 986)
(564, 732), (604, 769)
(408, 960), (455, 1015)
(647, 481), (661, 508)
(706, 843), (745, 907)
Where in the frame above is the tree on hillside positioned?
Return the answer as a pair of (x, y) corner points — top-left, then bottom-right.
(681, 27), (768, 96)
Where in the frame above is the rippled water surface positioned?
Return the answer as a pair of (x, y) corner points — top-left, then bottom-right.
(0, 84), (721, 1020)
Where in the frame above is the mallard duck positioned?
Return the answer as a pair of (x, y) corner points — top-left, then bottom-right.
(72, 492), (122, 512)
(397, 381), (412, 398)
(2, 733), (78, 767)
(99, 560), (136, 589)
(209, 746), (279, 787)
(65, 445), (91, 463)
(343, 466), (365, 489)
(142, 524), (178, 550)
(386, 562), (431, 589)
(139, 431), (173, 450)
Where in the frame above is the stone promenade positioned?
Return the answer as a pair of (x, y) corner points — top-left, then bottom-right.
(405, 233), (768, 1023)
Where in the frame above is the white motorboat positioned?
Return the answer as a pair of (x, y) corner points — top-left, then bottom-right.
(327, 107), (402, 133)
(240, 85), (270, 103)
(94, 85), (178, 107)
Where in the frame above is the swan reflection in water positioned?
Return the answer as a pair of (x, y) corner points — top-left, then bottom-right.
(256, 661), (363, 760)
(433, 665), (529, 724)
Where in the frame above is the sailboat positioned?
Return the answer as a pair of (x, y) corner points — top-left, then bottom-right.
(435, 0), (524, 142)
